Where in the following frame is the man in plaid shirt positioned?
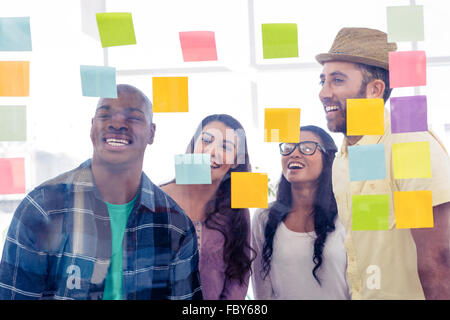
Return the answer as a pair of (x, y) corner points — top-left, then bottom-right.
(0, 84), (202, 300)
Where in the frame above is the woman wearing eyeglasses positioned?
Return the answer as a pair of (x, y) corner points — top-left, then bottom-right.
(160, 114), (254, 300)
(251, 125), (350, 299)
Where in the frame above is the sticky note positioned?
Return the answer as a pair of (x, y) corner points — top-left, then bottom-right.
(179, 31), (218, 62)
(394, 191), (433, 229)
(392, 141), (431, 179)
(389, 51), (426, 88)
(264, 108), (300, 142)
(348, 144), (386, 181)
(0, 106), (26, 141)
(0, 17), (32, 51)
(261, 23), (298, 59)
(0, 61), (29, 96)
(175, 154), (211, 185)
(386, 5), (424, 42)
(96, 13), (136, 48)
(352, 194), (390, 230)
(347, 99), (384, 136)
(80, 65), (117, 98)
(390, 95), (427, 133)
(153, 77), (188, 112)
(0, 158), (25, 195)
(231, 172), (268, 208)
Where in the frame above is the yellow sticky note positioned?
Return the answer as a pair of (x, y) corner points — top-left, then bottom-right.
(152, 77), (188, 113)
(347, 99), (384, 136)
(0, 61), (29, 96)
(264, 108), (300, 142)
(231, 172), (268, 208)
(394, 191), (433, 228)
(392, 141), (431, 179)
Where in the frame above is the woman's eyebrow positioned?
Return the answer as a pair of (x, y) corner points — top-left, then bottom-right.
(203, 131), (235, 146)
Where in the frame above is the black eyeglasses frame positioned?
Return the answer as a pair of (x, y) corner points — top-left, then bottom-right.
(279, 141), (327, 156)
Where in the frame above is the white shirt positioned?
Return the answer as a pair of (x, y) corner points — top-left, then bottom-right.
(251, 208), (350, 300)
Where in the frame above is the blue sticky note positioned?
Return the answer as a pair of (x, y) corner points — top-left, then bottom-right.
(175, 154), (211, 185)
(80, 65), (117, 98)
(0, 17), (32, 51)
(348, 144), (386, 181)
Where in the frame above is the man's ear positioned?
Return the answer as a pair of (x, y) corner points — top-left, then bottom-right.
(148, 123), (156, 145)
(366, 79), (385, 100)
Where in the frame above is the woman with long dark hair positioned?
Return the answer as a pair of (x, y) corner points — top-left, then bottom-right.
(161, 114), (254, 300)
(251, 125), (349, 299)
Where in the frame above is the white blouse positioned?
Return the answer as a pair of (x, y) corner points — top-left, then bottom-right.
(251, 208), (350, 300)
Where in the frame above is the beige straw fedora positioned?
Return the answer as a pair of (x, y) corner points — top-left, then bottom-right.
(315, 27), (397, 70)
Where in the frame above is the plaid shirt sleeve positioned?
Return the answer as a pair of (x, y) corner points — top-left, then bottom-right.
(0, 192), (50, 299)
(167, 212), (202, 300)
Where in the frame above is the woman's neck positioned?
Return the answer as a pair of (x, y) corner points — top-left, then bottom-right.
(290, 182), (317, 215)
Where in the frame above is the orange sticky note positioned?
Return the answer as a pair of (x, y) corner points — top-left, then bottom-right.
(0, 61), (29, 96)
(231, 172), (268, 208)
(152, 77), (188, 113)
(394, 191), (433, 228)
(347, 98), (384, 136)
(264, 108), (300, 142)
(389, 51), (426, 88)
(0, 158), (25, 194)
(392, 141), (431, 179)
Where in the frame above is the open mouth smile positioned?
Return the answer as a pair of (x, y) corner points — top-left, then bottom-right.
(211, 161), (221, 169)
(102, 135), (133, 149)
(288, 161), (305, 169)
(324, 105), (339, 113)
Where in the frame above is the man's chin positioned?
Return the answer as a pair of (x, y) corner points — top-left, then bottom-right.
(93, 152), (137, 169)
(326, 121), (346, 134)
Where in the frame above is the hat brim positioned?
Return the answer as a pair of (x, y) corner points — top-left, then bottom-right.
(315, 53), (389, 70)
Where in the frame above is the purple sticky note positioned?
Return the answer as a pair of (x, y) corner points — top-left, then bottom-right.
(390, 95), (428, 133)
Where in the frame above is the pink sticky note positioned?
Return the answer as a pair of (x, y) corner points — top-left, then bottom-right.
(179, 31), (218, 62)
(389, 51), (426, 88)
(0, 158), (25, 194)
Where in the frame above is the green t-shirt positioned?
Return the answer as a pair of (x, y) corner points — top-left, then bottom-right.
(102, 193), (138, 300)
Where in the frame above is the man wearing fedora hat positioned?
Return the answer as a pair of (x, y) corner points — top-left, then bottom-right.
(316, 27), (450, 300)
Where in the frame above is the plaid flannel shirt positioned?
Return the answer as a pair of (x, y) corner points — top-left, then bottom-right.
(0, 160), (202, 300)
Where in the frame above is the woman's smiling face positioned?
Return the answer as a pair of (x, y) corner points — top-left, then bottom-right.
(281, 130), (324, 187)
(193, 121), (239, 183)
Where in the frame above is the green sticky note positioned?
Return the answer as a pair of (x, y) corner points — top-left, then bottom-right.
(96, 13), (137, 48)
(0, 106), (26, 141)
(352, 194), (390, 231)
(262, 23), (298, 59)
(386, 5), (424, 42)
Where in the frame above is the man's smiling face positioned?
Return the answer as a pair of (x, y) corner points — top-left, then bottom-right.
(319, 61), (367, 134)
(90, 91), (155, 168)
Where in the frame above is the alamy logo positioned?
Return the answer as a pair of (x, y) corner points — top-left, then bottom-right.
(366, 265), (381, 290)
(66, 265), (81, 290)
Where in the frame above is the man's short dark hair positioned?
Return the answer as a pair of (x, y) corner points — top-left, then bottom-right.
(356, 64), (393, 103)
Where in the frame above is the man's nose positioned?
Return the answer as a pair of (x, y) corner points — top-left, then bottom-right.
(109, 112), (128, 131)
(319, 81), (332, 101)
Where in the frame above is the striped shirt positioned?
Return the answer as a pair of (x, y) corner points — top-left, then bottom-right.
(0, 160), (202, 300)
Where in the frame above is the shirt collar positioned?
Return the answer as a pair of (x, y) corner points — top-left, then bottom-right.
(339, 108), (390, 156)
(72, 159), (156, 212)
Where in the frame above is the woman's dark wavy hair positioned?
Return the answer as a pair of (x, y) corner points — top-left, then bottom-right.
(185, 114), (255, 285)
(261, 125), (338, 285)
